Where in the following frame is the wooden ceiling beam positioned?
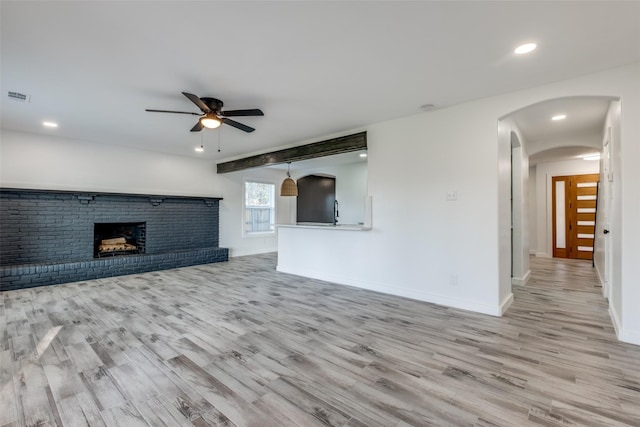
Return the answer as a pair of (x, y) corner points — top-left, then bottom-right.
(216, 131), (367, 174)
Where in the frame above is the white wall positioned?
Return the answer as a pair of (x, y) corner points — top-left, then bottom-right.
(597, 100), (624, 340)
(528, 166), (537, 254)
(511, 144), (530, 285)
(532, 158), (600, 258)
(497, 120), (531, 287)
(593, 101), (618, 306)
(215, 168), (292, 257)
(280, 98), (513, 316)
(283, 62), (640, 342)
(0, 129), (288, 257)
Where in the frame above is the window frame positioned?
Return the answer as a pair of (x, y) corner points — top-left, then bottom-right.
(242, 180), (276, 237)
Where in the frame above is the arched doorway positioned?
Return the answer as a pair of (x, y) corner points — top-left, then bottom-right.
(498, 96), (620, 298)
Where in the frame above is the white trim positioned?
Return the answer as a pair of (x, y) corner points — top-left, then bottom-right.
(609, 304), (640, 346)
(609, 305), (621, 338)
(594, 261), (608, 298)
(511, 269), (531, 286)
(276, 265), (505, 317)
(619, 329), (640, 346)
(499, 293), (514, 315)
(229, 247), (278, 258)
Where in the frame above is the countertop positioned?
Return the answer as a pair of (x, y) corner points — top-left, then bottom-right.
(277, 223), (372, 231)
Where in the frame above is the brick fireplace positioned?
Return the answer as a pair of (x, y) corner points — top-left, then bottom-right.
(0, 189), (228, 290)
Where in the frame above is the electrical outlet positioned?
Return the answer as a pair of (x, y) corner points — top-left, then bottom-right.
(446, 191), (458, 201)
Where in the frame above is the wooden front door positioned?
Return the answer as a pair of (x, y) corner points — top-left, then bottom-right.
(552, 173), (599, 260)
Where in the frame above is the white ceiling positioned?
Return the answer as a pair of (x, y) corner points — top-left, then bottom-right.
(509, 97), (612, 143)
(509, 96), (613, 165)
(528, 145), (600, 166)
(2, 1), (639, 164)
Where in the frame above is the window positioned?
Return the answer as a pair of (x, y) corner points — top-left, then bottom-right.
(244, 181), (275, 235)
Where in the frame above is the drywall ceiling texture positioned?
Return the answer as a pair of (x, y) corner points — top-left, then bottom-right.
(2, 1), (639, 160)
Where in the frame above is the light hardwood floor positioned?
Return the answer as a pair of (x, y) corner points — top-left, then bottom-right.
(1, 254), (639, 426)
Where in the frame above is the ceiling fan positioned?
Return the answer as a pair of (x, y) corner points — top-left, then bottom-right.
(146, 92), (264, 133)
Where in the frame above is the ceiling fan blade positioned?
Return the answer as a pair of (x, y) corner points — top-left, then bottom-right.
(221, 109), (264, 117)
(182, 92), (211, 113)
(190, 121), (204, 132)
(222, 118), (255, 133)
(145, 109), (201, 115)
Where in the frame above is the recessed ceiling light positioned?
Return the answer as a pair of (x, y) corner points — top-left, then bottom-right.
(359, 153), (367, 158)
(43, 121), (58, 128)
(551, 114), (567, 121)
(514, 43), (537, 55)
(420, 104), (436, 112)
(195, 146), (204, 152)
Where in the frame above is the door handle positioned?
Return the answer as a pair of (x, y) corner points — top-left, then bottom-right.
(603, 229), (610, 234)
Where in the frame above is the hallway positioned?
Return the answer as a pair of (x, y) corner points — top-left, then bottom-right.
(505, 256), (639, 425)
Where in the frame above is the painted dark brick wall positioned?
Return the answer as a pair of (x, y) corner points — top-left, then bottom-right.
(0, 189), (228, 290)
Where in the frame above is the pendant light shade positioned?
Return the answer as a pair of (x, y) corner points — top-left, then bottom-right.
(280, 163), (298, 196)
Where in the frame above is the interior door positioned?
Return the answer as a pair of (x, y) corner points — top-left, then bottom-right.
(552, 173), (599, 260)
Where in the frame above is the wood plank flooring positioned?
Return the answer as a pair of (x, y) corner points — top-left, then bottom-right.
(1, 254), (639, 426)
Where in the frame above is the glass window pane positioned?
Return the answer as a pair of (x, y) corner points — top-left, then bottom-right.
(555, 181), (566, 249)
(244, 182), (275, 234)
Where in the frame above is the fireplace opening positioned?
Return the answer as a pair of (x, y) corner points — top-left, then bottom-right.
(94, 222), (146, 258)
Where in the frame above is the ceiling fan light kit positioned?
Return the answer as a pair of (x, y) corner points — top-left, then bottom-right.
(200, 114), (221, 129)
(146, 92), (263, 133)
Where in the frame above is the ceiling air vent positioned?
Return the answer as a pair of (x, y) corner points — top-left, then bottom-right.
(8, 91), (30, 102)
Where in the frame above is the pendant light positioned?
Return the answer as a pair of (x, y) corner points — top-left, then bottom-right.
(280, 162), (298, 196)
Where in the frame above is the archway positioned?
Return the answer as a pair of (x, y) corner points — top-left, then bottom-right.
(498, 95), (619, 296)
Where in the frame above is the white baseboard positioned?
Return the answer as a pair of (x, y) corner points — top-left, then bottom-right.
(511, 270), (531, 286)
(229, 247), (277, 258)
(276, 265), (505, 317)
(619, 329), (640, 346)
(500, 293), (514, 315)
(609, 305), (621, 337)
(594, 262), (608, 298)
(609, 305), (640, 346)
(535, 252), (550, 258)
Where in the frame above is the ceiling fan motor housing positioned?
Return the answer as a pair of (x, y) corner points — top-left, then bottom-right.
(200, 97), (224, 113)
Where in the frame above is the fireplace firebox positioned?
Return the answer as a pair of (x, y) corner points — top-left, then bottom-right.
(94, 222), (146, 258)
